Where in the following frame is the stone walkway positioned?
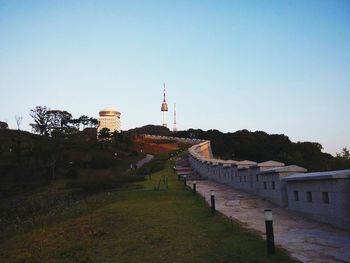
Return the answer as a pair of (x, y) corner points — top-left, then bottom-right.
(188, 179), (350, 263)
(136, 154), (154, 168)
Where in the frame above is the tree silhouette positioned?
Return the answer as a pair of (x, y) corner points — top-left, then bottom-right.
(336, 147), (350, 160)
(30, 106), (49, 135)
(47, 110), (73, 130)
(98, 128), (111, 141)
(89, 117), (99, 128)
(78, 115), (90, 130)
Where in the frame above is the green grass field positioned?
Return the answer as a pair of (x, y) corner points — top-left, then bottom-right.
(0, 160), (296, 263)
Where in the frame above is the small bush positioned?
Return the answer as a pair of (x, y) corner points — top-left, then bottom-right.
(65, 168), (79, 179)
(66, 174), (120, 193)
(89, 154), (115, 169)
(66, 172), (144, 193)
(136, 156), (167, 176)
(128, 150), (139, 157)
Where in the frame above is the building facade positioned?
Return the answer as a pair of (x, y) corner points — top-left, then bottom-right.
(97, 107), (121, 134)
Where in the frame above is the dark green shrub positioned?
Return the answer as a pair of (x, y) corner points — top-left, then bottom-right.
(89, 154), (115, 169)
(136, 156), (167, 176)
(66, 174), (120, 193)
(128, 150), (139, 157)
(128, 175), (145, 183)
(65, 168), (79, 179)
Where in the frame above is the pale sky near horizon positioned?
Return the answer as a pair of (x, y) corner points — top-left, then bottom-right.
(0, 0), (349, 155)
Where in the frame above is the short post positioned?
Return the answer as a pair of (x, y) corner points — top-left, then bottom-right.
(210, 190), (215, 213)
(264, 209), (275, 255)
(183, 175), (187, 186)
(192, 181), (197, 194)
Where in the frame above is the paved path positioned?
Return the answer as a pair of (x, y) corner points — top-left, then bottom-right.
(135, 154), (154, 168)
(188, 179), (350, 263)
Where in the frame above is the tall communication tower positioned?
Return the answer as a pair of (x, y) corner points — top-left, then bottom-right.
(173, 103), (177, 132)
(161, 83), (168, 127)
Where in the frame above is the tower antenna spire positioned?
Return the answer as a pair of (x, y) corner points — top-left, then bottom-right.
(161, 82), (168, 127)
(173, 103), (177, 132)
(163, 83), (166, 102)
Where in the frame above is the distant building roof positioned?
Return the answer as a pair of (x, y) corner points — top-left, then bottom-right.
(0, 121), (8, 129)
(99, 107), (121, 116)
(103, 106), (118, 112)
(284, 169), (350, 181)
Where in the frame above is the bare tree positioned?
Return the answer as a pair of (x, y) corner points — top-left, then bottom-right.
(15, 115), (23, 130)
(336, 147), (350, 160)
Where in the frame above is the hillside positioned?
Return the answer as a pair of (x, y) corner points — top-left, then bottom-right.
(0, 128), (298, 262)
(0, 129), (186, 242)
(0, 129), (140, 198)
(125, 124), (172, 137)
(0, 159), (295, 263)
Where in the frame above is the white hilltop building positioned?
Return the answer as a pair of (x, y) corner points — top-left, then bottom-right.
(97, 107), (121, 134)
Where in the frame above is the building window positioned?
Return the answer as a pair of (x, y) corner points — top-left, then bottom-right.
(322, 192), (329, 204)
(294, 191), (299, 201)
(306, 191), (312, 202)
(271, 181), (275, 190)
(263, 182), (267, 189)
(256, 174), (259, 181)
(239, 176), (242, 182)
(244, 176), (246, 182)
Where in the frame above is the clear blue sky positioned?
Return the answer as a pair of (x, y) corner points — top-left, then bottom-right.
(1, 0), (349, 155)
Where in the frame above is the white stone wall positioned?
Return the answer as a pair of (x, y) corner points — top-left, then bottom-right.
(286, 180), (334, 222)
(145, 134), (350, 231)
(286, 177), (350, 230)
(258, 171), (291, 207)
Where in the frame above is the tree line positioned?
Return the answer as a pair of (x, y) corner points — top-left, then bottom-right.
(30, 106), (98, 137)
(27, 107), (350, 173)
(174, 128), (350, 172)
(0, 106), (136, 198)
(126, 125), (350, 172)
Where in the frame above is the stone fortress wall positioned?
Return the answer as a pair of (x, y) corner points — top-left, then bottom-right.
(144, 135), (350, 231)
(188, 140), (350, 231)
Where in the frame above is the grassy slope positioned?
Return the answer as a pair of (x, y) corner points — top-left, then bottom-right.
(0, 161), (296, 263)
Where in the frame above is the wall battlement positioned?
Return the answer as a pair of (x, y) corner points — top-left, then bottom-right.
(186, 138), (350, 231)
(144, 134), (350, 231)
